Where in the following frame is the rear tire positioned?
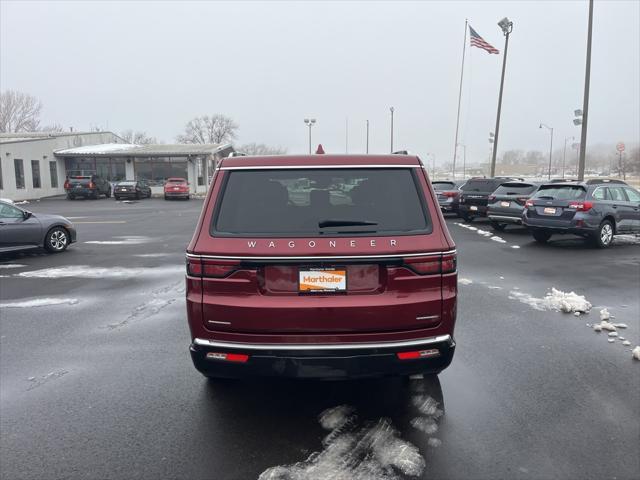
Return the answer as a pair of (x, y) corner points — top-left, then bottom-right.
(491, 221), (507, 232)
(592, 220), (614, 248)
(164, 194), (168, 200)
(461, 213), (473, 223)
(44, 227), (69, 253)
(532, 229), (552, 243)
(105, 188), (111, 198)
(67, 194), (75, 200)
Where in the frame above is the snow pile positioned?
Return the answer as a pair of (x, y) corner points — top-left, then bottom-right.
(259, 406), (425, 480)
(622, 340), (631, 346)
(509, 288), (592, 314)
(0, 298), (78, 308)
(511, 245), (521, 249)
(490, 236), (507, 243)
(633, 347), (640, 361)
(613, 235), (640, 246)
(599, 308), (610, 321)
(476, 229), (492, 237)
(458, 278), (473, 285)
(85, 236), (150, 245)
(14, 200), (29, 205)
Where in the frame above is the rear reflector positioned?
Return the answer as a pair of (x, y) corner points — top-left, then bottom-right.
(187, 258), (240, 278)
(442, 191), (457, 198)
(568, 200), (593, 211)
(397, 349), (440, 360)
(206, 352), (249, 363)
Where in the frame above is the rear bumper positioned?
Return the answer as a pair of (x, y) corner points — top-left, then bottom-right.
(164, 191), (190, 197)
(522, 215), (599, 234)
(66, 188), (96, 197)
(459, 204), (488, 216)
(114, 191), (140, 198)
(190, 334), (455, 379)
(487, 214), (523, 224)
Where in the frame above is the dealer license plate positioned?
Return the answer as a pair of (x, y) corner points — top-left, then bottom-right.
(299, 268), (346, 293)
(470, 206), (478, 211)
(501, 201), (510, 207)
(543, 207), (556, 214)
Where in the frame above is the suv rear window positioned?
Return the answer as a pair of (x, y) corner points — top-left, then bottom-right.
(432, 181), (456, 191)
(493, 183), (537, 195)
(460, 179), (503, 192)
(213, 168), (431, 236)
(534, 185), (586, 200)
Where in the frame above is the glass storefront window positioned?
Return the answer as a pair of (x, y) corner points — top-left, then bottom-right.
(134, 157), (189, 186)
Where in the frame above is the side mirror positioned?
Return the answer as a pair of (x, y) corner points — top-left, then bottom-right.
(23, 211), (33, 220)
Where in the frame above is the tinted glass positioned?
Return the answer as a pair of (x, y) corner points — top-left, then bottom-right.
(608, 187), (627, 202)
(432, 181), (456, 191)
(118, 181), (137, 186)
(534, 185), (586, 200)
(493, 183), (537, 195)
(460, 179), (502, 192)
(624, 188), (640, 202)
(214, 169), (430, 235)
(592, 187), (607, 200)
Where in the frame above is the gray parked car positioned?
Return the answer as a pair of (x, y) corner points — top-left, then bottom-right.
(0, 200), (77, 253)
(487, 181), (540, 231)
(522, 179), (640, 248)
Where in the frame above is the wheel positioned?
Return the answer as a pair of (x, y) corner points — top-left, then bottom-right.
(592, 220), (614, 248)
(114, 195), (120, 201)
(185, 195), (190, 200)
(532, 229), (552, 243)
(491, 221), (507, 232)
(67, 194), (75, 200)
(164, 194), (168, 200)
(44, 227), (69, 253)
(462, 213), (473, 223)
(90, 192), (98, 200)
(105, 188), (111, 198)
(135, 192), (140, 200)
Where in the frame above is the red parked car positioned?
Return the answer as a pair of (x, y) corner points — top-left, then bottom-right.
(164, 177), (190, 200)
(186, 154), (457, 380)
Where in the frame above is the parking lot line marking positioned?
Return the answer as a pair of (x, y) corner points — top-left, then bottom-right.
(73, 221), (127, 224)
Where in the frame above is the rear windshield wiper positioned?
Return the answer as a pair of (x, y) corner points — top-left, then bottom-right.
(318, 219), (378, 228)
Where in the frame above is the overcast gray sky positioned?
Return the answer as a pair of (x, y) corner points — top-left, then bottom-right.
(1, 0), (638, 164)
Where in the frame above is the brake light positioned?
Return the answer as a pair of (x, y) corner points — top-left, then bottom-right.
(397, 349), (440, 360)
(64, 179), (70, 189)
(525, 200), (535, 208)
(442, 191), (457, 198)
(488, 195), (496, 201)
(206, 352), (249, 363)
(568, 201), (593, 211)
(88, 181), (95, 189)
(186, 257), (240, 278)
(516, 197), (529, 205)
(403, 253), (457, 275)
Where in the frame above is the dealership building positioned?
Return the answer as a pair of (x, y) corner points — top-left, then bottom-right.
(0, 132), (233, 201)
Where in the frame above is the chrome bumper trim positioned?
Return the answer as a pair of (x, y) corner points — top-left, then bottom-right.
(186, 250), (456, 261)
(488, 215), (522, 222)
(194, 334), (454, 351)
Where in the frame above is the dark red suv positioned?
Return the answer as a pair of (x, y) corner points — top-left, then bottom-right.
(186, 154), (457, 380)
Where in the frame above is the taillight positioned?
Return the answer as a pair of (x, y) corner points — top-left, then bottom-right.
(206, 352), (249, 363)
(186, 257), (240, 278)
(516, 197), (529, 205)
(525, 200), (534, 208)
(403, 253), (457, 275)
(443, 191), (457, 198)
(88, 181), (95, 189)
(63, 179), (70, 189)
(568, 201), (593, 211)
(488, 195), (496, 201)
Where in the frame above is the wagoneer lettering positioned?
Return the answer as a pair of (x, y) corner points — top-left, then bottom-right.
(186, 154), (457, 380)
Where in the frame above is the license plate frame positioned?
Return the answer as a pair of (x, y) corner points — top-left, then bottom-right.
(501, 201), (510, 207)
(470, 206), (478, 211)
(299, 267), (347, 293)
(543, 207), (557, 215)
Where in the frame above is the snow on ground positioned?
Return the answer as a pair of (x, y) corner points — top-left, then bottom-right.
(511, 245), (521, 249)
(508, 288), (592, 313)
(0, 298), (79, 308)
(85, 236), (151, 245)
(15, 265), (183, 279)
(458, 278), (473, 285)
(259, 405), (425, 480)
(0, 264), (27, 269)
(134, 253), (171, 258)
(633, 347), (640, 360)
(612, 235), (640, 246)
(490, 236), (507, 243)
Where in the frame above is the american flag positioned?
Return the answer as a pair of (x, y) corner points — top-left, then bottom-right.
(469, 26), (499, 54)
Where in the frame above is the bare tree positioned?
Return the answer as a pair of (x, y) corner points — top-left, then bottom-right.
(176, 114), (238, 144)
(237, 143), (287, 155)
(120, 129), (158, 145)
(0, 90), (43, 132)
(39, 123), (65, 133)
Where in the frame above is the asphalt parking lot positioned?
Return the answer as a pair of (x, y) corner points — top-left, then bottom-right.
(1, 197), (639, 480)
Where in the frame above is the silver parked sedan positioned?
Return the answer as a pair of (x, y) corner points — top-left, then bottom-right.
(0, 200), (77, 253)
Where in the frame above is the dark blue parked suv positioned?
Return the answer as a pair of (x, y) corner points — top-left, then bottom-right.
(522, 179), (640, 248)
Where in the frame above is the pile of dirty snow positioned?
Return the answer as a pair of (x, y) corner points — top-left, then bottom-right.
(509, 288), (591, 314)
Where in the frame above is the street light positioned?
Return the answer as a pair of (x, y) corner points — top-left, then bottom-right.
(563, 136), (574, 178)
(304, 118), (316, 154)
(457, 143), (467, 179)
(389, 107), (395, 153)
(490, 17), (513, 177)
(539, 123), (554, 179)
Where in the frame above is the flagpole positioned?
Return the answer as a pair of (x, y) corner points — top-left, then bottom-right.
(452, 19), (468, 179)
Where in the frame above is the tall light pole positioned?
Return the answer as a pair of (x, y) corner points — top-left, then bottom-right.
(539, 123), (554, 179)
(457, 143), (467, 179)
(389, 107), (395, 153)
(490, 17), (513, 177)
(304, 118), (316, 154)
(366, 120), (370, 154)
(578, 0), (594, 181)
(563, 136), (574, 179)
